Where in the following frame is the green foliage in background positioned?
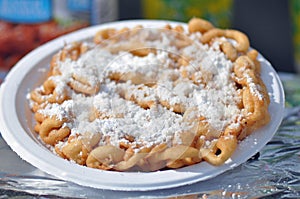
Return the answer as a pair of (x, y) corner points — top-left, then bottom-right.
(143, 0), (233, 28)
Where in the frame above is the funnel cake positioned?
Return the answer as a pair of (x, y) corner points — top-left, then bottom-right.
(27, 18), (270, 172)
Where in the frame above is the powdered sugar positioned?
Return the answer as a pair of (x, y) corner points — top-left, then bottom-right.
(244, 73), (264, 100)
(28, 26), (265, 153)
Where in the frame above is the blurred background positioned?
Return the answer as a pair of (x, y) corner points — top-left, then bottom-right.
(0, 0), (298, 82)
(120, 0), (296, 73)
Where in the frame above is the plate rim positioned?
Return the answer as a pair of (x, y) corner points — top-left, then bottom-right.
(0, 19), (285, 191)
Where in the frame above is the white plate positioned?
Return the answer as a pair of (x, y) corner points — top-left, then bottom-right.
(0, 20), (285, 191)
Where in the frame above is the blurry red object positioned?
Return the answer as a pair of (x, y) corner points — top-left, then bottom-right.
(0, 20), (88, 72)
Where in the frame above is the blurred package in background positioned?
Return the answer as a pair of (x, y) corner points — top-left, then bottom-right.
(0, 0), (118, 80)
(142, 0), (233, 28)
(290, 0), (300, 73)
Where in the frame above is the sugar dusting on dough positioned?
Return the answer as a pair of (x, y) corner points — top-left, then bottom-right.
(30, 27), (263, 151)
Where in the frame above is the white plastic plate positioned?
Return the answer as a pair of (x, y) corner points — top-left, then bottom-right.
(0, 20), (285, 191)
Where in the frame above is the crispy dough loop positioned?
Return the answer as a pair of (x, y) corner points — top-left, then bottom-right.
(110, 71), (156, 85)
(170, 26), (193, 49)
(232, 55), (270, 139)
(30, 78), (69, 105)
(240, 85), (270, 139)
(200, 28), (225, 44)
(162, 145), (199, 161)
(182, 107), (213, 139)
(201, 28), (250, 53)
(220, 41), (238, 61)
(247, 49), (261, 73)
(162, 145), (201, 168)
(49, 42), (90, 76)
(39, 117), (70, 146)
(58, 133), (101, 165)
(60, 42), (81, 61)
(200, 135), (238, 166)
(114, 147), (151, 171)
(224, 29), (250, 52)
(94, 28), (117, 44)
(60, 139), (89, 165)
(117, 84), (156, 109)
(233, 55), (256, 80)
(49, 53), (62, 76)
(140, 144), (168, 171)
(86, 145), (125, 170)
(94, 26), (144, 45)
(188, 17), (215, 33)
(69, 73), (100, 95)
(59, 42), (89, 63)
(114, 145), (201, 171)
(130, 47), (157, 57)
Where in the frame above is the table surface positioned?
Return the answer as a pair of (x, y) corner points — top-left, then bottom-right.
(0, 72), (300, 199)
